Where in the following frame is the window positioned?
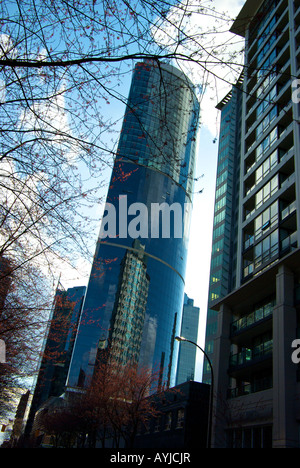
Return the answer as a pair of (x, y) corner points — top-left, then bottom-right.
(176, 409), (185, 429)
(205, 340), (214, 354)
(255, 175), (278, 209)
(256, 127), (277, 162)
(256, 106), (277, 139)
(205, 321), (217, 337)
(254, 201), (278, 240)
(255, 150), (278, 184)
(227, 425), (272, 448)
(154, 416), (162, 432)
(216, 171), (228, 186)
(164, 412), (172, 430)
(219, 134), (230, 151)
(217, 155), (230, 174)
(256, 71), (277, 98)
(254, 229), (278, 268)
(257, 33), (277, 66)
(214, 209), (226, 226)
(257, 48), (277, 79)
(211, 254), (223, 269)
(216, 182), (227, 200)
(215, 195), (227, 212)
(257, 83), (276, 111)
(203, 359), (212, 375)
(210, 290), (220, 302)
(211, 274), (221, 283)
(213, 224), (225, 240)
(257, 15), (277, 48)
(212, 238), (224, 255)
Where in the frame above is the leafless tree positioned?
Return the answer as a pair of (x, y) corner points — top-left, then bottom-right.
(0, 0), (246, 417)
(35, 354), (164, 448)
(0, 256), (50, 419)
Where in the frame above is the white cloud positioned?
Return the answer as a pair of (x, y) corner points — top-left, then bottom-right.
(0, 33), (16, 59)
(19, 86), (70, 141)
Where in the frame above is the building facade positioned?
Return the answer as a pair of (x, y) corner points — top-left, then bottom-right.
(203, 82), (243, 385)
(134, 381), (210, 450)
(205, 0), (300, 448)
(176, 294), (200, 385)
(25, 285), (86, 436)
(67, 61), (200, 391)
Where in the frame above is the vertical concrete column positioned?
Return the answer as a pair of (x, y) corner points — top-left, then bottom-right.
(211, 303), (232, 448)
(273, 265), (298, 448)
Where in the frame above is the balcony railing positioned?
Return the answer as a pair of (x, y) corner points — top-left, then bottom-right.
(244, 235), (254, 250)
(229, 340), (273, 368)
(281, 200), (297, 221)
(254, 243), (279, 269)
(231, 304), (273, 335)
(243, 262), (254, 278)
(227, 376), (272, 399)
(281, 231), (297, 252)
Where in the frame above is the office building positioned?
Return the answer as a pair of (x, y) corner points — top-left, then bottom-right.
(176, 294), (200, 385)
(67, 60), (200, 391)
(203, 81), (243, 385)
(25, 285), (86, 436)
(204, 0), (300, 448)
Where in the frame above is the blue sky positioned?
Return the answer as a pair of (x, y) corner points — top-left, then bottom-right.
(54, 0), (247, 379)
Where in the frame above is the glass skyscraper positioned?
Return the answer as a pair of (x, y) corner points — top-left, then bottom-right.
(67, 60), (200, 391)
(203, 81), (243, 385)
(176, 294), (200, 385)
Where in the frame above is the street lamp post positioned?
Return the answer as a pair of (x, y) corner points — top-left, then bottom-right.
(175, 335), (214, 449)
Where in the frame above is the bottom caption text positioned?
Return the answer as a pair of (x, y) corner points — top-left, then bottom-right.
(109, 452), (191, 465)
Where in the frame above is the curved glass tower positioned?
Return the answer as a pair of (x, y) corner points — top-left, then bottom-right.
(67, 60), (200, 390)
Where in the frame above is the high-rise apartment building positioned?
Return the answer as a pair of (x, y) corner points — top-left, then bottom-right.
(204, 0), (300, 448)
(176, 294), (200, 385)
(67, 60), (200, 392)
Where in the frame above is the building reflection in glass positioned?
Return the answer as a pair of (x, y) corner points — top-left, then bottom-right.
(109, 239), (150, 366)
